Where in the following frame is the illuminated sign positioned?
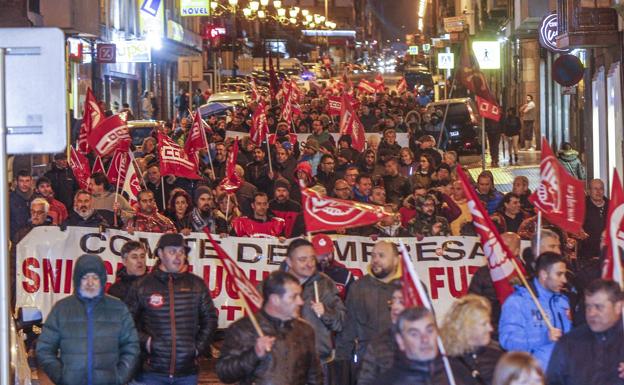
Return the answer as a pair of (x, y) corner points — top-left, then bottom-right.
(408, 45), (419, 55)
(437, 53), (454, 69)
(138, 0), (164, 40)
(167, 20), (184, 42)
(181, 0), (210, 16)
(116, 40), (151, 63)
(422, 43), (431, 53)
(472, 41), (500, 69)
(539, 13), (569, 53)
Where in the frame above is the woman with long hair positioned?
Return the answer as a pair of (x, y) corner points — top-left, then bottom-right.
(441, 294), (504, 385)
(399, 148), (418, 177)
(213, 192), (241, 235)
(409, 153), (436, 189)
(492, 352), (544, 385)
(165, 188), (193, 235)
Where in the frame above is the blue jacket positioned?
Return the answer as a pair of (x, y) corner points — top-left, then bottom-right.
(477, 189), (504, 215)
(499, 278), (571, 370)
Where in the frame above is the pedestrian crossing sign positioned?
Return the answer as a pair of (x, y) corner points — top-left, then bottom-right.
(438, 53), (454, 69)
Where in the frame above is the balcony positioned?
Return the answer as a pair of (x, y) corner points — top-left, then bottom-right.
(556, 0), (618, 48)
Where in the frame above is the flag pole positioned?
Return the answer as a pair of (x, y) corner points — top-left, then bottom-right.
(509, 258), (555, 330)
(113, 155), (124, 228)
(224, 193), (231, 228)
(536, 211), (542, 257)
(160, 176), (166, 212)
(398, 241), (457, 385)
(239, 297), (265, 338)
(198, 114), (216, 178)
(265, 139), (273, 174)
(128, 150), (148, 190)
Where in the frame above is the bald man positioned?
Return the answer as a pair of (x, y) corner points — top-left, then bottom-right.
(580, 179), (609, 259)
(468, 232), (521, 338)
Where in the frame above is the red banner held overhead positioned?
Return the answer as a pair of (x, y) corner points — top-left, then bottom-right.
(87, 115), (131, 157)
(603, 169), (624, 286)
(219, 138), (242, 193)
(327, 95), (342, 116)
(250, 102), (269, 146)
(77, 88), (104, 154)
(70, 147), (91, 190)
(529, 137), (586, 234)
(157, 132), (200, 179)
(339, 94), (366, 151)
(357, 79), (377, 94)
(185, 111), (209, 163)
(107, 149), (130, 186)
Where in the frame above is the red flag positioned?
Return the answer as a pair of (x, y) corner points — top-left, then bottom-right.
(476, 96), (502, 122)
(458, 37), (496, 102)
(219, 138), (242, 193)
(373, 73), (385, 91)
(457, 164), (524, 303)
(70, 147), (91, 190)
(204, 230), (263, 312)
(107, 149), (130, 187)
(357, 79), (377, 94)
(185, 111), (208, 162)
(157, 132), (200, 179)
(77, 88), (104, 154)
(603, 169), (624, 285)
(339, 94), (366, 151)
(268, 53), (280, 101)
(87, 115), (131, 157)
(529, 137), (586, 234)
(280, 86), (294, 123)
(327, 95), (342, 116)
(250, 102), (269, 146)
(400, 254), (424, 307)
(301, 187), (392, 233)
(396, 77), (407, 94)
(122, 156), (142, 206)
(250, 79), (262, 103)
(91, 156), (106, 175)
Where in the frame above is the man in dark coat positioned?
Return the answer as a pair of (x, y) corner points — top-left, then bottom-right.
(44, 152), (79, 211)
(36, 254), (140, 385)
(217, 270), (323, 385)
(382, 158), (411, 206)
(126, 233), (218, 384)
(269, 178), (305, 237)
(547, 279), (624, 385)
(108, 241), (147, 303)
(10, 170), (33, 241)
(579, 179), (609, 259)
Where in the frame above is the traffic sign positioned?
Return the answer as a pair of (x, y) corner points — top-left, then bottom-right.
(552, 54), (584, 87)
(472, 41), (500, 69)
(408, 45), (419, 55)
(438, 53), (454, 69)
(97, 43), (116, 63)
(422, 43), (431, 54)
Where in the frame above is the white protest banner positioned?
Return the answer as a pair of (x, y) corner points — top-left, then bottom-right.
(17, 227), (490, 328)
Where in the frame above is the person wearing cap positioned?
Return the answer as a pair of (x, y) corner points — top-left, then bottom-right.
(413, 135), (443, 168)
(269, 178), (305, 237)
(37, 254), (140, 385)
(35, 175), (68, 225)
(231, 192), (286, 238)
(124, 190), (176, 234)
(126, 233), (218, 384)
(312, 234), (355, 301)
(302, 138), (323, 176)
(44, 152), (79, 211)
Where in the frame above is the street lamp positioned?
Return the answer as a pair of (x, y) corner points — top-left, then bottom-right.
(250, 1), (260, 11)
(258, 9), (267, 18)
(228, 0), (238, 6)
(260, 0), (269, 7)
(277, 7), (286, 17)
(273, 0), (282, 8)
(242, 7), (252, 17)
(302, 9), (309, 17)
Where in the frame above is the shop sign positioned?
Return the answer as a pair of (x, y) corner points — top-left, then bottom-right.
(539, 13), (569, 54)
(444, 16), (466, 32)
(472, 41), (500, 69)
(438, 53), (454, 69)
(181, 0), (210, 16)
(167, 20), (185, 42)
(116, 40), (151, 63)
(422, 43), (431, 53)
(97, 43), (116, 63)
(138, 0), (165, 38)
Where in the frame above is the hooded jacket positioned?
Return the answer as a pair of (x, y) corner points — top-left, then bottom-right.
(499, 278), (571, 370)
(36, 254), (140, 385)
(557, 149), (586, 180)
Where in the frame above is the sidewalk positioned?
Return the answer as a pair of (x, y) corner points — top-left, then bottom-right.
(465, 148), (541, 193)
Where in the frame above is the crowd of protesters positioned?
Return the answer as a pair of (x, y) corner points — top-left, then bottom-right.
(7, 77), (620, 385)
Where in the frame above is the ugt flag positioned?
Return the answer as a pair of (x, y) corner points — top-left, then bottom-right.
(77, 88), (104, 154)
(70, 147), (91, 190)
(339, 94), (366, 151)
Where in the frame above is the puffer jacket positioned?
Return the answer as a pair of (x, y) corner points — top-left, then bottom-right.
(36, 254), (140, 385)
(108, 267), (144, 303)
(125, 268), (218, 376)
(499, 278), (571, 370)
(557, 149), (586, 180)
(216, 310), (323, 385)
(357, 328), (398, 385)
(335, 272), (400, 361)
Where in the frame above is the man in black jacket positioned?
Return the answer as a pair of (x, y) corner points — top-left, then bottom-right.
(269, 178), (305, 237)
(579, 179), (609, 260)
(108, 241), (147, 302)
(62, 190), (109, 229)
(216, 270), (323, 385)
(547, 279), (624, 385)
(43, 153), (79, 211)
(126, 233), (218, 384)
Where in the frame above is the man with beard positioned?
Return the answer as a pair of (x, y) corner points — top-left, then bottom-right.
(62, 190), (110, 229)
(232, 192), (285, 238)
(310, 119), (335, 146)
(124, 190), (176, 234)
(269, 179), (305, 237)
(204, 142), (227, 183)
(336, 241), (402, 379)
(189, 186), (215, 232)
(234, 165), (259, 217)
(408, 194), (450, 237)
(44, 152), (79, 211)
(273, 145), (297, 185)
(312, 234), (355, 300)
(332, 179), (352, 200)
(382, 158), (411, 206)
(217, 271), (322, 385)
(108, 241), (147, 302)
(35, 176), (68, 225)
(316, 154), (337, 193)
(246, 147), (272, 194)
(145, 163), (174, 213)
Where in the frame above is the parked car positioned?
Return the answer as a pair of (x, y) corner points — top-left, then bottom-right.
(404, 66), (434, 90)
(423, 98), (481, 154)
(127, 120), (163, 151)
(207, 92), (249, 108)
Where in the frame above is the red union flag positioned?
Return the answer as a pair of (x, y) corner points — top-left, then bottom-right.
(70, 147), (91, 190)
(280, 86), (294, 123)
(476, 95), (502, 122)
(185, 111), (208, 162)
(400, 253), (424, 307)
(396, 77), (407, 94)
(122, 157), (141, 206)
(529, 137), (586, 234)
(87, 115), (131, 157)
(373, 73), (385, 91)
(107, 149), (130, 186)
(603, 169), (624, 286)
(77, 88), (104, 154)
(339, 94), (366, 151)
(327, 95), (342, 116)
(157, 132), (200, 179)
(301, 188), (392, 232)
(219, 138), (242, 193)
(357, 79), (377, 94)
(204, 230), (263, 312)
(250, 102), (269, 146)
(250, 79), (262, 103)
(457, 165), (524, 303)
(92, 156), (105, 175)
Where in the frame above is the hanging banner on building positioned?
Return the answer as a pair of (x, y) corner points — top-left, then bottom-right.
(181, 0), (211, 16)
(15, 227), (498, 328)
